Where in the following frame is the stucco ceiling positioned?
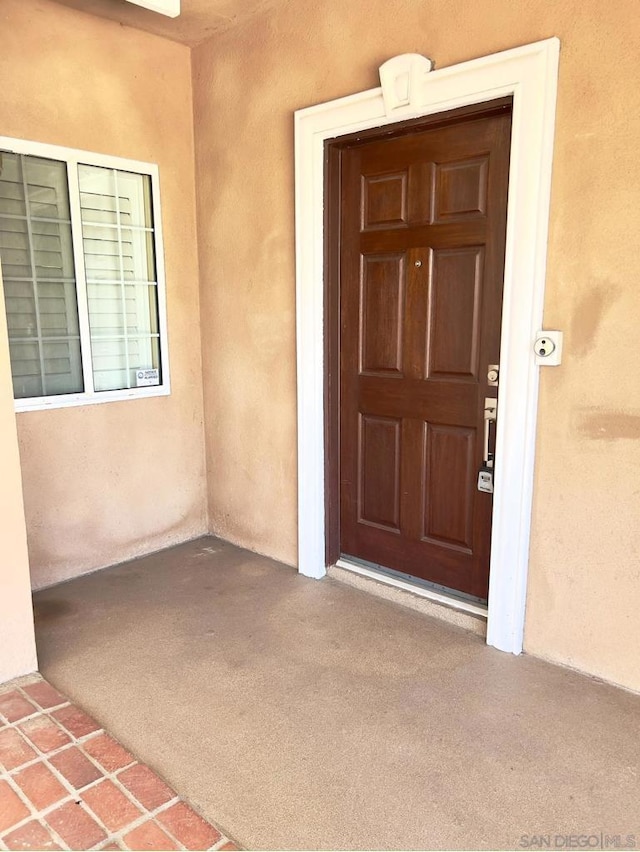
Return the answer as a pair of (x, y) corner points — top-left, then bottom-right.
(51, 0), (278, 46)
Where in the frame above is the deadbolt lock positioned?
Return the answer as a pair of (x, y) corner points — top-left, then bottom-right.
(487, 364), (499, 387)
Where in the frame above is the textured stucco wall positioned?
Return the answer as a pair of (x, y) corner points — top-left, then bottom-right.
(0, 265), (38, 681)
(0, 0), (208, 588)
(192, 0), (640, 692)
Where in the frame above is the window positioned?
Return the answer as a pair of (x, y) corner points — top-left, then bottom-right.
(0, 138), (169, 410)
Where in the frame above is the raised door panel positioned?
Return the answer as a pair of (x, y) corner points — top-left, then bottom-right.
(359, 253), (405, 376)
(426, 247), (483, 380)
(432, 156), (489, 223)
(422, 423), (475, 551)
(361, 171), (408, 231)
(358, 414), (401, 532)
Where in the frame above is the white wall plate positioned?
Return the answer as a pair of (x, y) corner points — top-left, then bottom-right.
(124, 0), (180, 17)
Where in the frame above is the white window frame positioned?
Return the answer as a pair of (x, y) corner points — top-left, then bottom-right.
(0, 135), (171, 412)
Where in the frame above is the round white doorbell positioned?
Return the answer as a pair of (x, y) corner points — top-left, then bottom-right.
(534, 330), (563, 366)
(535, 337), (556, 357)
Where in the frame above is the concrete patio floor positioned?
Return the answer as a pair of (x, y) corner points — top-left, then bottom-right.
(33, 537), (640, 851)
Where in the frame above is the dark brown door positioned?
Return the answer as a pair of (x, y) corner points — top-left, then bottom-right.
(338, 105), (511, 599)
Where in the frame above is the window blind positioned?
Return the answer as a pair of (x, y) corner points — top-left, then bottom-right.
(0, 153), (82, 398)
(78, 165), (160, 392)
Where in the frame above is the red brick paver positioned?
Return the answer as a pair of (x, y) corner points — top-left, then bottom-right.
(0, 779), (30, 833)
(46, 801), (107, 849)
(51, 705), (101, 739)
(3, 819), (62, 850)
(124, 819), (179, 850)
(83, 779), (142, 832)
(19, 717), (71, 754)
(0, 692), (37, 724)
(158, 802), (222, 851)
(83, 734), (134, 773)
(22, 682), (66, 711)
(13, 761), (67, 810)
(117, 763), (175, 811)
(49, 746), (103, 790)
(0, 675), (239, 850)
(0, 729), (37, 771)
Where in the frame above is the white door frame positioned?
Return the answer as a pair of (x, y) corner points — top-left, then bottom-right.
(294, 38), (560, 655)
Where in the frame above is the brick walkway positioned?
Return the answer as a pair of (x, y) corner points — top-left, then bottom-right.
(0, 676), (240, 851)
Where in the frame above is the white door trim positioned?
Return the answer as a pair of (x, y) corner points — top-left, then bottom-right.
(294, 38), (560, 655)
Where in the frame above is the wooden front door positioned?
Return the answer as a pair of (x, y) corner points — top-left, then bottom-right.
(335, 103), (511, 600)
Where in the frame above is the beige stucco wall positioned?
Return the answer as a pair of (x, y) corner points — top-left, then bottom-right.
(193, 0), (640, 692)
(0, 265), (38, 682)
(1, 0), (207, 588)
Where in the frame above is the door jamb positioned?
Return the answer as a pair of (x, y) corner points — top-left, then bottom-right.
(294, 38), (560, 654)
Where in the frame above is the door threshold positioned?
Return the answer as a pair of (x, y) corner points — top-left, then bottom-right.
(333, 557), (488, 623)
